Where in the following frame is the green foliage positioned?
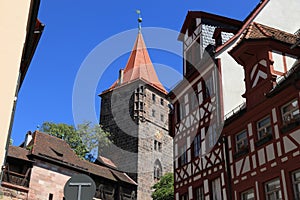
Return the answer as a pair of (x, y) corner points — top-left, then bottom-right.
(40, 121), (110, 161)
(151, 172), (174, 200)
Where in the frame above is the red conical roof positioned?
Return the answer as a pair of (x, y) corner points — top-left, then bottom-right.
(107, 32), (167, 94)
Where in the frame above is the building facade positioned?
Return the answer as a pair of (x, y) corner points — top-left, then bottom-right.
(169, 1), (300, 199)
(1, 131), (137, 200)
(99, 31), (173, 199)
(0, 0), (44, 172)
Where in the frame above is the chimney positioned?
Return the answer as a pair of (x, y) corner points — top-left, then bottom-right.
(24, 131), (33, 147)
(118, 69), (124, 85)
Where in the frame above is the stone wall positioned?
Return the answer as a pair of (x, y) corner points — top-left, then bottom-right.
(27, 160), (73, 200)
(100, 81), (173, 200)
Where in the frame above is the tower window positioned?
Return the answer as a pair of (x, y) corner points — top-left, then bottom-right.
(152, 109), (156, 117)
(160, 114), (164, 122)
(154, 140), (162, 152)
(152, 94), (156, 102)
(154, 159), (162, 180)
(49, 194), (53, 200)
(160, 98), (164, 106)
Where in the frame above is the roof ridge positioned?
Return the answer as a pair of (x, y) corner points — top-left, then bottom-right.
(254, 22), (272, 37)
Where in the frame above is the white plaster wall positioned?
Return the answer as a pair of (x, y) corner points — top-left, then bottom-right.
(0, 0), (32, 167)
(255, 0), (300, 33)
(216, 47), (245, 116)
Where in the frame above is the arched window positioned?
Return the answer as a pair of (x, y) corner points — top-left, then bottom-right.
(154, 159), (162, 180)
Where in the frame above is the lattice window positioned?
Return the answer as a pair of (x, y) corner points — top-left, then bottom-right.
(292, 170), (300, 200)
(281, 99), (300, 125)
(194, 186), (204, 200)
(211, 177), (222, 200)
(235, 130), (248, 152)
(257, 116), (272, 139)
(241, 189), (255, 200)
(193, 134), (201, 157)
(265, 178), (282, 200)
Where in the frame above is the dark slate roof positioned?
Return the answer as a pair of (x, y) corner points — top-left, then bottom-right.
(7, 146), (30, 162)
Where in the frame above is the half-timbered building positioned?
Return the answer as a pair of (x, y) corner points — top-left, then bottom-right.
(169, 0), (300, 200)
(168, 1), (300, 199)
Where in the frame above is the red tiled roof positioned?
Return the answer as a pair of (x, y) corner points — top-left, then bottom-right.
(29, 131), (134, 183)
(7, 146), (30, 162)
(104, 32), (167, 94)
(215, 0), (269, 53)
(241, 22), (299, 45)
(97, 156), (117, 169)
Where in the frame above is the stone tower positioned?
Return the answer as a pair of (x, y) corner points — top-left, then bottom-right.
(99, 30), (173, 200)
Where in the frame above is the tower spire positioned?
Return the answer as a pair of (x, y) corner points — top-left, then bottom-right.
(136, 10), (142, 32)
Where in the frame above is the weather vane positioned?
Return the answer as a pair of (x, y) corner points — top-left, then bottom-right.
(136, 10), (142, 31)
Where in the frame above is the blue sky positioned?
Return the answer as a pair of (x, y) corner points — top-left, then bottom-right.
(12, 0), (260, 145)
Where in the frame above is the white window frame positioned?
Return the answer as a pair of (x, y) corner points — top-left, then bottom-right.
(257, 116), (272, 140)
(241, 189), (255, 200)
(292, 170), (300, 200)
(281, 99), (300, 125)
(265, 178), (282, 200)
(236, 130), (248, 152)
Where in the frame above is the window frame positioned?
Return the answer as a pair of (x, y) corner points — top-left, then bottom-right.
(194, 186), (204, 200)
(265, 178), (282, 200)
(193, 134), (201, 158)
(241, 189), (255, 200)
(281, 99), (300, 125)
(235, 130), (248, 152)
(292, 169), (300, 200)
(257, 115), (272, 140)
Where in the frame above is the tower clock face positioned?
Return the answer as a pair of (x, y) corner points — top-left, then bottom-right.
(250, 59), (268, 88)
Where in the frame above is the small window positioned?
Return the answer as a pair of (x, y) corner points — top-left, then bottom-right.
(292, 170), (300, 200)
(211, 177), (222, 200)
(190, 92), (198, 110)
(154, 159), (162, 180)
(241, 189), (255, 200)
(257, 116), (272, 139)
(236, 130), (248, 152)
(140, 102), (144, 110)
(194, 134), (201, 157)
(152, 109), (156, 117)
(154, 140), (162, 152)
(152, 94), (156, 102)
(49, 194), (53, 200)
(179, 145), (187, 166)
(160, 98), (164, 106)
(195, 186), (204, 200)
(180, 193), (189, 200)
(160, 114), (164, 122)
(281, 99), (300, 125)
(265, 178), (282, 200)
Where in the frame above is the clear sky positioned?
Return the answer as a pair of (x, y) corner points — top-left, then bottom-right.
(12, 0), (260, 145)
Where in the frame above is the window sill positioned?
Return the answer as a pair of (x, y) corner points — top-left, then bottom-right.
(233, 147), (249, 160)
(255, 134), (273, 147)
